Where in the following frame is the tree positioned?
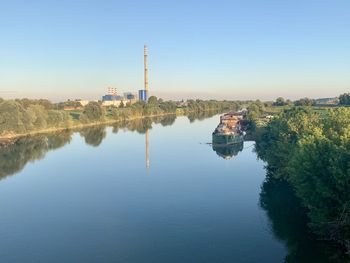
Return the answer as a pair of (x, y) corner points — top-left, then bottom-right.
(294, 97), (315, 106)
(80, 101), (104, 123)
(0, 100), (30, 134)
(27, 105), (48, 129)
(148, 96), (158, 105)
(273, 97), (286, 106)
(339, 93), (350, 105)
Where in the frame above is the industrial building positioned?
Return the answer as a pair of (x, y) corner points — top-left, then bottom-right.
(102, 87), (122, 101)
(124, 92), (137, 100)
(99, 45), (150, 105)
(138, 45), (149, 102)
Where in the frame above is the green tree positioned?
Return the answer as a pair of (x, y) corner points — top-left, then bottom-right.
(273, 97), (286, 106)
(0, 100), (30, 134)
(80, 101), (104, 123)
(294, 97), (315, 106)
(339, 93), (350, 105)
(148, 96), (158, 105)
(27, 104), (48, 129)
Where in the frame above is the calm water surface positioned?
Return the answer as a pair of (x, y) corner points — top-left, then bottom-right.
(0, 114), (336, 262)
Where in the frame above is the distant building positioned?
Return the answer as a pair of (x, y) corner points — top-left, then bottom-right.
(102, 94), (122, 101)
(124, 92), (137, 100)
(102, 87), (123, 101)
(138, 89), (148, 102)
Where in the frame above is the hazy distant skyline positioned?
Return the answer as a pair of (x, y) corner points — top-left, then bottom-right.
(0, 0), (349, 102)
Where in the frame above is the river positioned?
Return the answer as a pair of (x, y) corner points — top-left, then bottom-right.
(0, 114), (344, 262)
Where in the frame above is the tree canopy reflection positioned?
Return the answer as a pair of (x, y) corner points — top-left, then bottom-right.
(187, 110), (222, 123)
(0, 114), (181, 180)
(0, 131), (73, 180)
(80, 126), (107, 147)
(260, 174), (349, 263)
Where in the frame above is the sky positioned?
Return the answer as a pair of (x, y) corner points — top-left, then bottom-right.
(0, 0), (349, 102)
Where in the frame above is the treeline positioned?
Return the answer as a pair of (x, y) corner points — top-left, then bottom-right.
(255, 107), (350, 253)
(339, 93), (350, 106)
(0, 99), (72, 136)
(79, 97), (241, 123)
(0, 97), (240, 137)
(270, 93), (350, 107)
(105, 98), (240, 121)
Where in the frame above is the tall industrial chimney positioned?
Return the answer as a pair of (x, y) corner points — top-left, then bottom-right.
(144, 45), (148, 92)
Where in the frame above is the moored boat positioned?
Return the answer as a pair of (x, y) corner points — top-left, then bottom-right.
(212, 111), (245, 145)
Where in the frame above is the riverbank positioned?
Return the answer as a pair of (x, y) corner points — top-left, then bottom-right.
(255, 107), (350, 257)
(0, 109), (226, 142)
(0, 112), (177, 142)
(0, 98), (241, 142)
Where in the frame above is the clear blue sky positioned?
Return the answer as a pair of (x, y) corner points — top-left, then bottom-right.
(0, 0), (349, 101)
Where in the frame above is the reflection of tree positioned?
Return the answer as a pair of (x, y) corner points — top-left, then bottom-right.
(127, 118), (152, 134)
(113, 118), (152, 134)
(187, 110), (221, 123)
(111, 115), (177, 135)
(153, 114), (176, 127)
(0, 112), (217, 181)
(260, 175), (348, 263)
(0, 131), (72, 180)
(212, 142), (243, 160)
(79, 126), (106, 147)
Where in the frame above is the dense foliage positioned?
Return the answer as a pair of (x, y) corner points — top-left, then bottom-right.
(0, 97), (241, 137)
(294, 97), (316, 106)
(255, 107), (350, 252)
(0, 100), (71, 135)
(273, 97), (292, 106)
(339, 93), (350, 106)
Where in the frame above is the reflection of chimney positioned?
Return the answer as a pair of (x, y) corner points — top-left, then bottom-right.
(146, 129), (150, 170)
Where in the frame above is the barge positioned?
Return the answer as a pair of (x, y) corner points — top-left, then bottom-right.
(212, 111), (245, 145)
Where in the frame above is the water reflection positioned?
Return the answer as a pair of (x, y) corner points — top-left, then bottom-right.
(0, 112), (348, 262)
(146, 129), (150, 169)
(0, 111), (245, 182)
(260, 175), (349, 263)
(187, 110), (221, 123)
(0, 131), (72, 180)
(212, 142), (244, 160)
(80, 126), (107, 147)
(0, 114), (178, 180)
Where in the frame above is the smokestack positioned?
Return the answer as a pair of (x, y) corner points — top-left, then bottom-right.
(144, 45), (148, 92)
